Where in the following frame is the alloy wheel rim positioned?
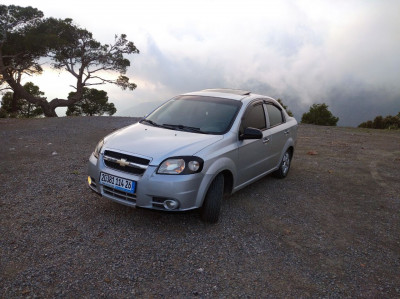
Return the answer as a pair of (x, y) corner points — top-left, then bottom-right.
(282, 152), (290, 175)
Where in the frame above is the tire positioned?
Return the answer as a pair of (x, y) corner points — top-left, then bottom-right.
(200, 174), (224, 223)
(274, 150), (292, 179)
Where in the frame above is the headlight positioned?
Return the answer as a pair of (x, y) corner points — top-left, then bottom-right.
(93, 139), (104, 158)
(158, 159), (185, 174)
(157, 156), (204, 175)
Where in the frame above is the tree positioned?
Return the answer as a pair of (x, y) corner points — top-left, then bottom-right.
(359, 113), (400, 130)
(0, 5), (139, 117)
(277, 98), (293, 117)
(382, 115), (400, 129)
(48, 19), (139, 116)
(66, 88), (116, 116)
(0, 5), (48, 114)
(301, 103), (339, 126)
(1, 81), (44, 117)
(358, 120), (373, 128)
(372, 115), (384, 129)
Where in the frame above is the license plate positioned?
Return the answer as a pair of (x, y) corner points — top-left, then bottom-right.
(100, 172), (136, 194)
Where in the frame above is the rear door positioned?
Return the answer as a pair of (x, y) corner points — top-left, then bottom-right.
(264, 102), (289, 169)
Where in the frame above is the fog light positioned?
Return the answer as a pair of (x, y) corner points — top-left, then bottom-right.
(88, 176), (92, 185)
(163, 199), (179, 210)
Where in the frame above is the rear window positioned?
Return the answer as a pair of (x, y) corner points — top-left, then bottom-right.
(266, 104), (284, 127)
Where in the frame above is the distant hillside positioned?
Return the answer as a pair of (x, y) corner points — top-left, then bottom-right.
(118, 101), (163, 118)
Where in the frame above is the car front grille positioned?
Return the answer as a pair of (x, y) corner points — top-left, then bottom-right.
(103, 150), (150, 175)
(103, 185), (136, 203)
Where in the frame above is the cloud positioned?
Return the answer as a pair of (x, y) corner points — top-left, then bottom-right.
(3, 0), (400, 125)
(122, 0), (400, 126)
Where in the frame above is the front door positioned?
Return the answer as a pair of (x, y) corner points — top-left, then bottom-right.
(237, 101), (271, 187)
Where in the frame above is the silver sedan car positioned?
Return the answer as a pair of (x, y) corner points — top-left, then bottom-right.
(88, 89), (298, 222)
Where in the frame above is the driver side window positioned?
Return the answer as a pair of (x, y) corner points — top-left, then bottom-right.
(240, 103), (266, 134)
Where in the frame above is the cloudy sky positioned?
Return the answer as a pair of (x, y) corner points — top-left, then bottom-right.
(4, 0), (400, 126)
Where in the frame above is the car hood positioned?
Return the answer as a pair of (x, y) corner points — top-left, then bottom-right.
(103, 123), (223, 165)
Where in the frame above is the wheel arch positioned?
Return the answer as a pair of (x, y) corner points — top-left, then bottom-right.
(287, 145), (294, 158)
(195, 157), (237, 207)
(279, 137), (295, 163)
(220, 169), (234, 197)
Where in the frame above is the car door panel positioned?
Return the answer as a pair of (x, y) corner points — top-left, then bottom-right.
(237, 137), (270, 186)
(264, 123), (291, 168)
(264, 103), (290, 168)
(236, 101), (272, 186)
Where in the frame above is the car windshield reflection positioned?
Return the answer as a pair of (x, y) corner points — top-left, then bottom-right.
(143, 95), (242, 134)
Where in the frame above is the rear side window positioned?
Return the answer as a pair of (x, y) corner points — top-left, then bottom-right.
(241, 103), (266, 132)
(266, 104), (284, 127)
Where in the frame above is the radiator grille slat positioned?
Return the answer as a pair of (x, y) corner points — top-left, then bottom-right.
(103, 150), (150, 175)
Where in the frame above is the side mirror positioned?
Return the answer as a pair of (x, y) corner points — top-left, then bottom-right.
(239, 127), (263, 140)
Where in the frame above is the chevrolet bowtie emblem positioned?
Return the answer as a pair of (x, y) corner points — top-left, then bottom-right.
(117, 158), (130, 167)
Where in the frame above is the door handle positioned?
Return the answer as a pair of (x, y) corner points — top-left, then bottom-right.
(284, 130), (290, 135)
(262, 137), (270, 143)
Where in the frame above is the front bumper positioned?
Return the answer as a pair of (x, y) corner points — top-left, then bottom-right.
(87, 153), (205, 211)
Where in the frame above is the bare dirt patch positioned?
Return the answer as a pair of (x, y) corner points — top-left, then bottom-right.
(1, 117), (399, 297)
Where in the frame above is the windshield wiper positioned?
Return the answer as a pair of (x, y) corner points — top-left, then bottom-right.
(162, 123), (205, 133)
(140, 119), (161, 127)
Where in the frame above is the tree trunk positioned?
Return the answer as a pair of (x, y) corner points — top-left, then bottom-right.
(7, 77), (59, 117)
(41, 104), (58, 117)
(1, 50), (83, 117)
(11, 90), (19, 117)
(27, 102), (31, 118)
(10, 71), (22, 117)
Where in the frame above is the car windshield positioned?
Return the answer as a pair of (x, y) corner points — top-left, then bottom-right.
(142, 95), (242, 134)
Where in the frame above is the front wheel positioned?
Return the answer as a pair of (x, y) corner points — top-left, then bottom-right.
(200, 174), (224, 223)
(274, 150), (292, 179)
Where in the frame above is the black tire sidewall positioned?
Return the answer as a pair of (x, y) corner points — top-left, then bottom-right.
(200, 174), (224, 223)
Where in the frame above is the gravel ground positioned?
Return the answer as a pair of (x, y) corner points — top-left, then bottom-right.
(1, 116), (399, 298)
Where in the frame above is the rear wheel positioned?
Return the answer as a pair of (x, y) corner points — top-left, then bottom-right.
(200, 174), (224, 223)
(274, 150), (292, 179)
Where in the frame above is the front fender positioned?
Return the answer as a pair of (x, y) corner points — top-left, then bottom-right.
(195, 156), (237, 207)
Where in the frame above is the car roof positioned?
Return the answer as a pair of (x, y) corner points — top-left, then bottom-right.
(201, 88), (251, 96)
(182, 88), (276, 103)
